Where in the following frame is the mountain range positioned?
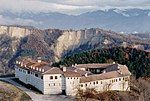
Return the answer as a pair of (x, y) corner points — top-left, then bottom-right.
(1, 8), (150, 33)
(0, 25), (149, 74)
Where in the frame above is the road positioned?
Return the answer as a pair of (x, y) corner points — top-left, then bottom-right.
(0, 77), (75, 101)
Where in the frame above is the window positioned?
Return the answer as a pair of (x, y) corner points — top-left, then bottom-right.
(28, 70), (30, 74)
(93, 82), (95, 85)
(68, 77), (69, 79)
(55, 76), (58, 79)
(125, 77), (129, 81)
(101, 81), (102, 84)
(50, 76), (53, 79)
(41, 76), (43, 79)
(35, 74), (38, 77)
(54, 83), (55, 86)
(116, 79), (117, 82)
(80, 84), (83, 87)
(71, 77), (72, 79)
(96, 81), (98, 84)
(119, 78), (121, 81)
(85, 84), (87, 86)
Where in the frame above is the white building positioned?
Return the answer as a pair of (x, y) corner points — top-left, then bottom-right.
(15, 58), (131, 96)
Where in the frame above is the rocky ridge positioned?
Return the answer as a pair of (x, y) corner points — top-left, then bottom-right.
(0, 25), (149, 68)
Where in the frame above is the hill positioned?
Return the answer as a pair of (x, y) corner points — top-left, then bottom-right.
(53, 47), (150, 78)
(0, 25), (150, 75)
(0, 81), (31, 101)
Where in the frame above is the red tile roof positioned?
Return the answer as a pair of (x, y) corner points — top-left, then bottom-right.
(75, 63), (115, 69)
(80, 64), (131, 83)
(43, 67), (63, 74)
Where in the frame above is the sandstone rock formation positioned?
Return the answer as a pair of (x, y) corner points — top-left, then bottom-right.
(0, 25), (149, 65)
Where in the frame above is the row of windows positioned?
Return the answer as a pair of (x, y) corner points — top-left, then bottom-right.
(50, 76), (61, 80)
(80, 81), (103, 87)
(18, 68), (43, 79)
(49, 83), (61, 86)
(110, 77), (129, 83)
(18, 68), (26, 73)
(68, 77), (79, 79)
(80, 77), (130, 87)
(19, 68), (61, 80)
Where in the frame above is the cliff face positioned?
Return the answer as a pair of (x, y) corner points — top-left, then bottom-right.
(49, 29), (150, 61)
(0, 25), (33, 38)
(0, 25), (149, 65)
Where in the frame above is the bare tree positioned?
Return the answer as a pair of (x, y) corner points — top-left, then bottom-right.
(130, 77), (150, 101)
(76, 87), (97, 101)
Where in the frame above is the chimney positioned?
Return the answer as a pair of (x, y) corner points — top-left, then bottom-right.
(38, 60), (42, 63)
(42, 69), (45, 72)
(75, 63), (77, 67)
(118, 70), (122, 74)
(21, 62), (23, 67)
(63, 67), (67, 72)
(16, 61), (18, 64)
(85, 73), (88, 77)
(113, 62), (115, 64)
(103, 70), (106, 73)
(37, 57), (42, 63)
(18, 61), (21, 64)
(74, 69), (77, 72)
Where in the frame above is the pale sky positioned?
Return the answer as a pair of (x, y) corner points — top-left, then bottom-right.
(0, 0), (150, 15)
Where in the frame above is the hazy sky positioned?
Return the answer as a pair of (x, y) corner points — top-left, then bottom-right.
(0, 0), (150, 15)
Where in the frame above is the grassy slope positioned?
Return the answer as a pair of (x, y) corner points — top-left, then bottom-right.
(0, 81), (31, 101)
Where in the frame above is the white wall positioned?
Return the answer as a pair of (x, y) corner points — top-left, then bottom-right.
(29, 71), (44, 93)
(80, 76), (130, 92)
(15, 66), (130, 96)
(43, 74), (62, 94)
(15, 66), (44, 93)
(15, 66), (28, 84)
(65, 76), (80, 96)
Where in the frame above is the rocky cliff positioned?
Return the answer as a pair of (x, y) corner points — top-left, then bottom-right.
(0, 25), (149, 69)
(0, 25), (34, 38)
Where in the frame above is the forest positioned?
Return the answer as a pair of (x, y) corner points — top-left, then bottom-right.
(53, 47), (150, 78)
